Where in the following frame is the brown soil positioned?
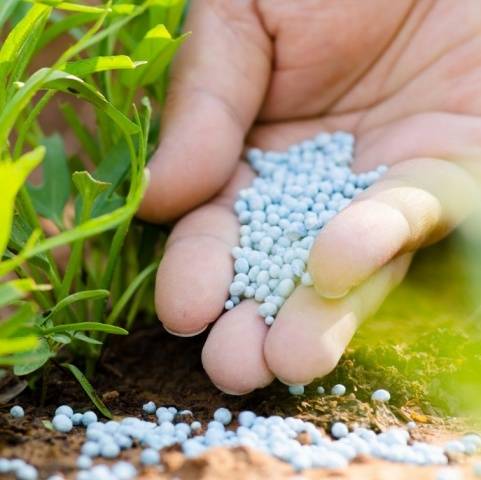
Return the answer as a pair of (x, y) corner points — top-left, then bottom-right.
(0, 326), (479, 479)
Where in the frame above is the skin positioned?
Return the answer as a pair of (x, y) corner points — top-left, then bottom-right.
(138, 0), (481, 394)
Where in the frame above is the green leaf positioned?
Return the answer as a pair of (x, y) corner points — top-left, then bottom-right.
(73, 332), (102, 345)
(94, 139), (132, 187)
(62, 363), (112, 418)
(0, 336), (38, 355)
(0, 303), (37, 338)
(13, 338), (52, 375)
(148, 0), (186, 35)
(42, 420), (54, 430)
(51, 333), (71, 344)
(73, 171), (110, 203)
(0, 68), (139, 151)
(60, 55), (145, 77)
(91, 193), (124, 218)
(27, 0), (108, 14)
(44, 290), (109, 323)
(0, 147), (45, 256)
(27, 135), (70, 228)
(0, 3), (51, 108)
(72, 171), (111, 225)
(87, 139), (133, 218)
(111, 4), (137, 16)
(120, 24), (188, 87)
(0, 351), (50, 367)
(42, 322), (128, 336)
(0, 279), (49, 308)
(49, 2), (109, 14)
(8, 215), (51, 271)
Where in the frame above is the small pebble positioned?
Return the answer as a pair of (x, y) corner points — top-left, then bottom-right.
(213, 408), (232, 426)
(81, 441), (100, 457)
(76, 456), (92, 470)
(331, 384), (346, 396)
(436, 468), (462, 480)
(112, 461), (137, 480)
(55, 405), (74, 418)
(371, 389), (391, 402)
(0, 459), (11, 473)
(81, 411), (97, 427)
(16, 465), (38, 480)
(52, 414), (73, 433)
(10, 405), (25, 418)
(156, 407), (174, 423)
(101, 442), (120, 458)
(140, 448), (160, 465)
(331, 422), (349, 439)
(190, 421), (202, 431)
(142, 401), (156, 414)
(288, 385), (305, 396)
(238, 411), (256, 428)
(71, 413), (83, 426)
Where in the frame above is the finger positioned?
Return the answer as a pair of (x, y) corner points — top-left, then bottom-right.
(138, 1), (271, 222)
(155, 163), (254, 335)
(202, 301), (274, 395)
(309, 157), (479, 299)
(264, 254), (411, 386)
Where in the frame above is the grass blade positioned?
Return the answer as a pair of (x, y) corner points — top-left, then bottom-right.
(106, 262), (158, 325)
(42, 322), (128, 335)
(37, 12), (97, 50)
(60, 55), (145, 77)
(0, 147), (45, 255)
(62, 363), (112, 418)
(44, 289), (110, 321)
(0, 3), (51, 108)
(0, 68), (139, 153)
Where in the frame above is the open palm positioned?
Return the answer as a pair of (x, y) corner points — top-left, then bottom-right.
(138, 0), (480, 394)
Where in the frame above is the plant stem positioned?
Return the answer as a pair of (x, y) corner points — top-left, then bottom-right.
(59, 200), (94, 299)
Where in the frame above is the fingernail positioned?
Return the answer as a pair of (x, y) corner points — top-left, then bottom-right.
(314, 284), (350, 300)
(162, 324), (208, 337)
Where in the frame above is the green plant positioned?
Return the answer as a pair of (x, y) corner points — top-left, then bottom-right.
(0, 0), (187, 415)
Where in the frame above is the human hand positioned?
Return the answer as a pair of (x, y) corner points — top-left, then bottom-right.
(138, 0), (481, 394)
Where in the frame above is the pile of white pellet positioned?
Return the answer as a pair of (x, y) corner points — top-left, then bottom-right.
(3, 397), (481, 480)
(226, 131), (387, 324)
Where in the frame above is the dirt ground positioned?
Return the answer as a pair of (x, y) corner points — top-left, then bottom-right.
(1, 326), (480, 479)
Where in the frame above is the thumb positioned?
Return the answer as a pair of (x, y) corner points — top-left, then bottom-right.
(138, 0), (271, 223)
(308, 157), (480, 299)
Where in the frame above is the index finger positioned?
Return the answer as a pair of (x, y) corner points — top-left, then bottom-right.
(138, 0), (271, 223)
